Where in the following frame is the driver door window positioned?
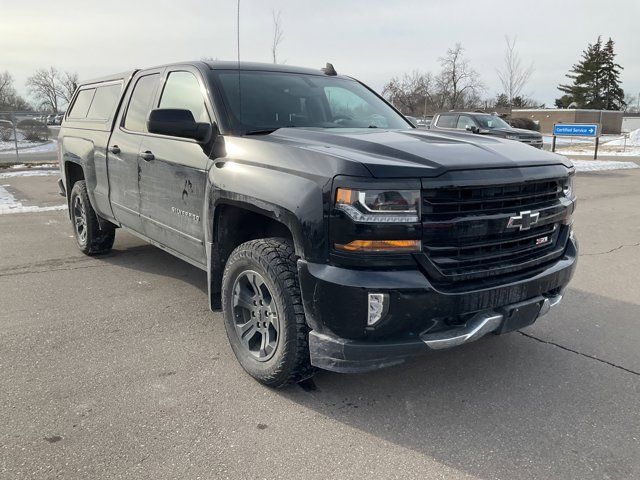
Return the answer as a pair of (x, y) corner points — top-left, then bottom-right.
(158, 71), (210, 123)
(456, 115), (476, 130)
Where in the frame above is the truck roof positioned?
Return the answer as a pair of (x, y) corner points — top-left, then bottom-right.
(78, 61), (341, 89)
(78, 70), (136, 88)
(204, 61), (330, 76)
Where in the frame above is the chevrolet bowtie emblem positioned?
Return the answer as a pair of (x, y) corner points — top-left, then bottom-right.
(507, 210), (540, 231)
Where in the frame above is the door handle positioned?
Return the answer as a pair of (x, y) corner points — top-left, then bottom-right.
(109, 145), (120, 154)
(139, 151), (155, 161)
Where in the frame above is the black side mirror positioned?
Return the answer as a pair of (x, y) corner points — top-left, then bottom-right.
(147, 109), (212, 143)
(465, 125), (479, 134)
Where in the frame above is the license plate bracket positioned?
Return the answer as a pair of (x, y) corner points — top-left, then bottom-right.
(497, 297), (544, 334)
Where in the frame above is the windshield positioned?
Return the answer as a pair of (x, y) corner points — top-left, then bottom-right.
(475, 115), (511, 130)
(211, 70), (411, 133)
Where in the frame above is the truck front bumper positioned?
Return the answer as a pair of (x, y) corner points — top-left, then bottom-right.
(298, 237), (578, 373)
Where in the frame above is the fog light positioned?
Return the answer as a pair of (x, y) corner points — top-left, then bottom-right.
(368, 293), (389, 326)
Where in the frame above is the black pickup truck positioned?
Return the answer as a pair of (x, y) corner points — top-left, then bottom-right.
(58, 61), (577, 387)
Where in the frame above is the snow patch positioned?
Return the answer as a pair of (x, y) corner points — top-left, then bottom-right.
(0, 139), (57, 153)
(0, 204), (67, 215)
(0, 169), (58, 179)
(0, 185), (66, 215)
(572, 160), (639, 172)
(604, 128), (640, 147)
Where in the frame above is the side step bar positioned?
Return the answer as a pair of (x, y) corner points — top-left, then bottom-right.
(421, 294), (563, 350)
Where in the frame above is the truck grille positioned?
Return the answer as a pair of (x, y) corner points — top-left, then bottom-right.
(420, 178), (570, 283)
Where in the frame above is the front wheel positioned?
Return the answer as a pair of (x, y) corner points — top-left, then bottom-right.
(222, 238), (314, 387)
(69, 180), (115, 255)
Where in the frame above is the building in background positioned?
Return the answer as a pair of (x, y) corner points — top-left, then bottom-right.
(622, 113), (640, 133)
(511, 109), (623, 134)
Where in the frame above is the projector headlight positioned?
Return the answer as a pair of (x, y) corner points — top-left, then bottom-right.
(335, 188), (420, 223)
(563, 175), (575, 198)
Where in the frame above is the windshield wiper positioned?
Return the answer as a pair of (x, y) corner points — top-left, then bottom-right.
(244, 128), (280, 136)
(244, 125), (302, 136)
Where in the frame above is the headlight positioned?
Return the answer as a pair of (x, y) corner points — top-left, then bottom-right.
(563, 175), (574, 198)
(506, 135), (520, 140)
(335, 188), (420, 223)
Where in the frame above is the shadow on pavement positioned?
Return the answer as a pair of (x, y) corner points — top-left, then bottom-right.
(280, 289), (639, 480)
(90, 238), (639, 479)
(99, 241), (208, 295)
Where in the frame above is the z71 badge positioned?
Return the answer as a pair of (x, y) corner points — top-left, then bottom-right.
(171, 207), (200, 222)
(536, 236), (549, 246)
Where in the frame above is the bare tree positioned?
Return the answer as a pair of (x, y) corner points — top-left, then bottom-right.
(497, 36), (534, 106)
(0, 71), (13, 100)
(438, 43), (484, 110)
(59, 71), (79, 105)
(271, 9), (284, 64)
(26, 67), (79, 112)
(0, 72), (32, 112)
(26, 67), (62, 112)
(383, 71), (437, 116)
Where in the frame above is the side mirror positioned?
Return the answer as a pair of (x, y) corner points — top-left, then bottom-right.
(147, 109), (212, 143)
(465, 125), (479, 134)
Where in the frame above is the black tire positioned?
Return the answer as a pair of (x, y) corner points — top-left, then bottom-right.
(222, 238), (314, 387)
(69, 180), (115, 255)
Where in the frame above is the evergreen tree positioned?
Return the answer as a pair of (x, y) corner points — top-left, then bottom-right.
(601, 38), (625, 110)
(556, 36), (625, 110)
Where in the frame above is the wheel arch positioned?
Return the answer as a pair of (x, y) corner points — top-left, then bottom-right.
(207, 199), (303, 310)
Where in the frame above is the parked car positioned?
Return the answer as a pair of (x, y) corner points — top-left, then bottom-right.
(417, 116), (432, 128)
(405, 115), (420, 127)
(46, 114), (57, 125)
(430, 111), (543, 148)
(58, 61), (576, 387)
(404, 116), (430, 129)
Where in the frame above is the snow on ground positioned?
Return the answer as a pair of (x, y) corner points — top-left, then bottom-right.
(571, 159), (639, 172)
(0, 167), (65, 214)
(604, 128), (640, 147)
(0, 184), (65, 215)
(0, 168), (58, 179)
(558, 145), (640, 157)
(0, 139), (57, 153)
(549, 129), (640, 157)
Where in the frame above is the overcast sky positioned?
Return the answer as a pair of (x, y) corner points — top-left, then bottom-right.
(3, 0), (639, 108)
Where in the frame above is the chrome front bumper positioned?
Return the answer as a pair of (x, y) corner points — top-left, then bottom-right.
(421, 293), (563, 350)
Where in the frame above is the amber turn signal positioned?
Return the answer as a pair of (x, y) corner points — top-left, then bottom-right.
(335, 239), (420, 253)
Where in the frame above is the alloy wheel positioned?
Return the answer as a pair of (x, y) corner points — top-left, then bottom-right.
(232, 270), (280, 361)
(73, 195), (87, 245)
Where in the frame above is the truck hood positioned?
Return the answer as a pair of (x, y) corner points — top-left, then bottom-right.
(266, 128), (570, 178)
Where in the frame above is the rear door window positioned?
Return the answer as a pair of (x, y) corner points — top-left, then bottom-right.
(158, 71), (209, 123)
(67, 89), (95, 119)
(87, 83), (122, 121)
(436, 114), (457, 128)
(124, 74), (160, 133)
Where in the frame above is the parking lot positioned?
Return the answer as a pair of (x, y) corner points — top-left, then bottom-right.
(1, 165), (639, 479)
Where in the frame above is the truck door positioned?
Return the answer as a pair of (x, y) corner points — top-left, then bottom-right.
(106, 70), (162, 234)
(137, 68), (212, 266)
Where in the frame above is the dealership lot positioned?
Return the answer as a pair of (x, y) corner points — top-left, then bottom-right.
(1, 166), (639, 479)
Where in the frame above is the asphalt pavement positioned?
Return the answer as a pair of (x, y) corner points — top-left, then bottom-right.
(0, 167), (639, 479)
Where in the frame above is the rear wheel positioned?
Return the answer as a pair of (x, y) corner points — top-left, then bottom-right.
(222, 238), (314, 387)
(69, 180), (115, 255)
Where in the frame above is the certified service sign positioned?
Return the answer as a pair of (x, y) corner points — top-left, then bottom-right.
(552, 124), (599, 137)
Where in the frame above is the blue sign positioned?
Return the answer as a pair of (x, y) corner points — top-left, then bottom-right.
(553, 123), (599, 137)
